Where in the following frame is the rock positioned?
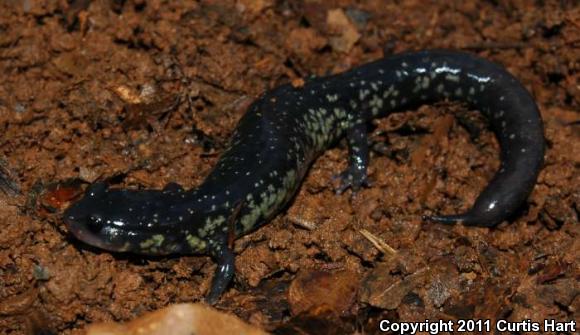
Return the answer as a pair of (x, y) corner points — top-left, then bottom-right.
(86, 303), (269, 335)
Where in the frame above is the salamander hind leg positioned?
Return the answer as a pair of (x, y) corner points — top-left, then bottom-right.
(205, 238), (235, 304)
(335, 120), (371, 194)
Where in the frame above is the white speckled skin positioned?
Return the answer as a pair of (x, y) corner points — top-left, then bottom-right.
(64, 50), (544, 303)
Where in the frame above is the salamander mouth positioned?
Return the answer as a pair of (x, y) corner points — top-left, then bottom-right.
(64, 214), (129, 252)
(65, 217), (102, 246)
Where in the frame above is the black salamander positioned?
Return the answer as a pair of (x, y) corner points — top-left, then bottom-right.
(64, 50), (544, 303)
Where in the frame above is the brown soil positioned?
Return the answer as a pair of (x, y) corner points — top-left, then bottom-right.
(0, 0), (578, 334)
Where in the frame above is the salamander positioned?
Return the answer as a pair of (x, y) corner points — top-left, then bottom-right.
(63, 50), (544, 303)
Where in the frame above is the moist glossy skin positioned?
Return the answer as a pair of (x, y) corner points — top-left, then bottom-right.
(64, 50), (544, 303)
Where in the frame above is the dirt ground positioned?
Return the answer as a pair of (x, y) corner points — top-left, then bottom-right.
(0, 0), (578, 334)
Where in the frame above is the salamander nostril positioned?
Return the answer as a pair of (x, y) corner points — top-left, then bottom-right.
(86, 214), (104, 234)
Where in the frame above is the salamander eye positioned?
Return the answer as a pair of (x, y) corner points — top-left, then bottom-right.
(86, 214), (104, 234)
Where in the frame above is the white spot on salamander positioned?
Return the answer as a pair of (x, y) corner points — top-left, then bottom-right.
(359, 89), (370, 100)
(326, 94), (339, 102)
(445, 74), (460, 82)
(383, 85), (395, 98)
(421, 76), (430, 89)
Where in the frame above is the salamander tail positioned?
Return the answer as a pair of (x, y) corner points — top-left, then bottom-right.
(422, 213), (471, 225)
(423, 210), (499, 227)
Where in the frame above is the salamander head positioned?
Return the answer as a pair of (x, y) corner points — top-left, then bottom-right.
(63, 182), (133, 252)
(63, 182), (205, 255)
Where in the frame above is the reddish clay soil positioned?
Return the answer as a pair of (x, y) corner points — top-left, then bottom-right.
(0, 1), (578, 334)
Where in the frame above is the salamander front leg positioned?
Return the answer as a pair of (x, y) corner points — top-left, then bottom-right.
(335, 121), (371, 193)
(205, 240), (235, 305)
